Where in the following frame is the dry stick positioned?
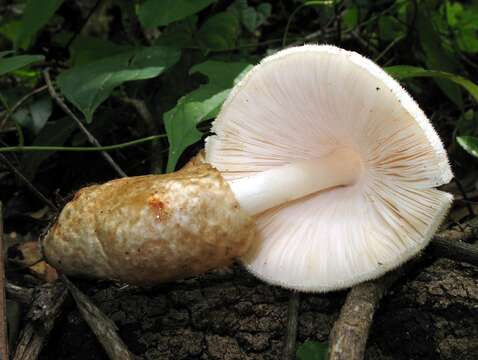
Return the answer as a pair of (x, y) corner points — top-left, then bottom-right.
(0, 153), (58, 212)
(12, 281), (68, 360)
(121, 97), (163, 174)
(43, 69), (127, 178)
(0, 85), (48, 131)
(282, 291), (300, 360)
(62, 276), (134, 360)
(328, 221), (478, 360)
(0, 202), (9, 360)
(5, 283), (33, 305)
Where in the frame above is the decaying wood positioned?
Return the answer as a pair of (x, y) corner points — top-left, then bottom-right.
(12, 281), (68, 360)
(0, 202), (9, 360)
(329, 219), (478, 360)
(63, 276), (134, 360)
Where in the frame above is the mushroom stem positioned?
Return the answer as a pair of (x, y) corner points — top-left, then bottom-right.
(229, 148), (363, 215)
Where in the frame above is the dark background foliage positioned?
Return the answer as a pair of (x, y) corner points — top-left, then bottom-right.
(0, 0), (477, 359)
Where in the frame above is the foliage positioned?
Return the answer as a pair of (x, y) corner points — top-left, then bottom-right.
(1, 1), (478, 357)
(0, 0), (478, 202)
(297, 340), (328, 360)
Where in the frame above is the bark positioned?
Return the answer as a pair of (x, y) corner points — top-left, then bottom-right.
(39, 257), (478, 360)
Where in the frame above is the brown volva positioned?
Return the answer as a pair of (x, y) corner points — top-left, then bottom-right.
(42, 163), (255, 284)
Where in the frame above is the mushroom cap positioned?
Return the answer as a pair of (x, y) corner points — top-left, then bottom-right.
(205, 45), (453, 292)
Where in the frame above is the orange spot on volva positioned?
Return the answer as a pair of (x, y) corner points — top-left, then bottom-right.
(147, 194), (167, 222)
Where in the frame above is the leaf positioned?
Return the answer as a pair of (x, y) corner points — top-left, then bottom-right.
(296, 341), (329, 360)
(385, 66), (478, 102)
(164, 61), (252, 172)
(196, 12), (240, 51)
(13, 95), (52, 134)
(416, 8), (463, 108)
(22, 117), (77, 180)
(155, 16), (197, 48)
(137, 0), (217, 28)
(69, 36), (132, 66)
(0, 54), (44, 77)
(457, 136), (478, 158)
(57, 46), (180, 122)
(16, 0), (64, 49)
(232, 2), (272, 33)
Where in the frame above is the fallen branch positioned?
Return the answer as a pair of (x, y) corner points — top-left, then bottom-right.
(12, 281), (68, 360)
(63, 276), (134, 360)
(328, 220), (478, 360)
(0, 202), (9, 360)
(43, 69), (127, 178)
(282, 291), (300, 360)
(6, 282), (33, 305)
(0, 153), (58, 211)
(0, 85), (48, 131)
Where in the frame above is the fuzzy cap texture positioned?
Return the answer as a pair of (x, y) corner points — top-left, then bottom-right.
(205, 45), (453, 292)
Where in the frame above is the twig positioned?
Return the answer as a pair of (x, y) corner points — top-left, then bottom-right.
(0, 153), (58, 212)
(0, 85), (48, 131)
(6, 282), (33, 305)
(12, 281), (68, 360)
(429, 234), (478, 266)
(0, 134), (167, 153)
(328, 219), (478, 360)
(328, 266), (409, 360)
(120, 97), (163, 173)
(64, 0), (102, 49)
(282, 291), (300, 360)
(0, 202), (9, 360)
(43, 69), (127, 178)
(63, 276), (134, 360)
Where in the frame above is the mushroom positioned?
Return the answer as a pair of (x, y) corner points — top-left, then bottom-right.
(205, 45), (453, 292)
(43, 45), (452, 291)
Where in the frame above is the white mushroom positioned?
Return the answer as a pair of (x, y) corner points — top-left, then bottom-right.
(205, 45), (453, 292)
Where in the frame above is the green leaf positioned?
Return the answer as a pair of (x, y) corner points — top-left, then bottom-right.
(155, 16), (197, 48)
(57, 46), (180, 122)
(385, 66), (478, 103)
(296, 341), (329, 360)
(416, 8), (463, 108)
(69, 36), (132, 66)
(378, 15), (404, 41)
(137, 0), (217, 28)
(0, 54), (44, 77)
(22, 117), (77, 180)
(164, 61), (252, 172)
(457, 136), (478, 159)
(0, 21), (21, 44)
(16, 0), (64, 50)
(232, 2), (272, 33)
(13, 95), (52, 134)
(196, 12), (240, 51)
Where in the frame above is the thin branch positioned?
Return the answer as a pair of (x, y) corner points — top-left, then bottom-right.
(0, 85), (48, 131)
(0, 202), (9, 360)
(43, 69), (127, 178)
(6, 282), (33, 305)
(63, 276), (134, 360)
(0, 134), (167, 153)
(429, 234), (478, 266)
(328, 219), (478, 360)
(120, 97), (163, 173)
(282, 291), (300, 360)
(12, 281), (68, 360)
(0, 153), (58, 211)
